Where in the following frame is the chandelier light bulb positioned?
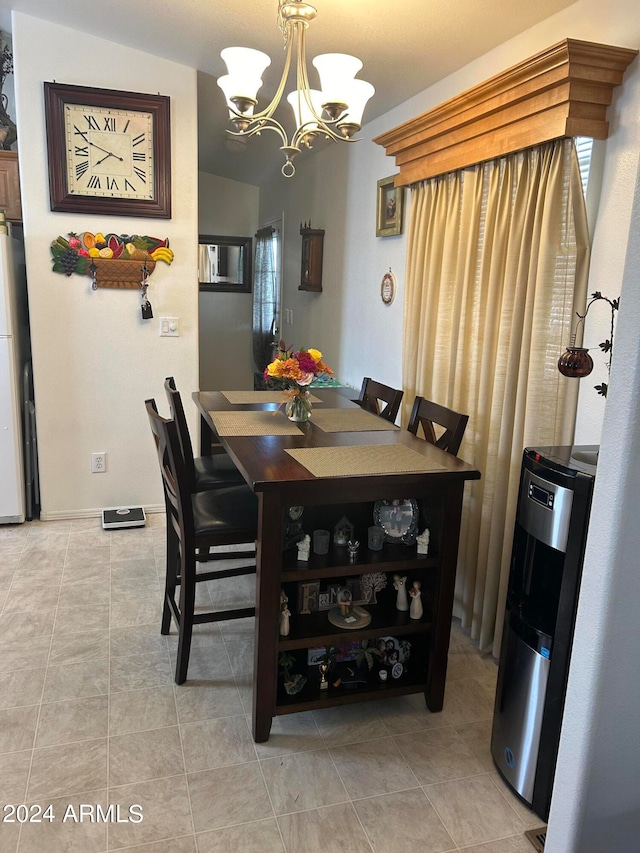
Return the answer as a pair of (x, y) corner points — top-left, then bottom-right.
(220, 47), (271, 83)
(312, 53), (363, 113)
(337, 79), (375, 134)
(287, 89), (324, 136)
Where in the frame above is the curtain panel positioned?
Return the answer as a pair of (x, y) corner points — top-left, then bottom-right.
(403, 139), (590, 653)
(252, 227), (277, 376)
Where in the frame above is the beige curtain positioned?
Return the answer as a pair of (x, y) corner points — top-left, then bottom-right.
(403, 139), (590, 653)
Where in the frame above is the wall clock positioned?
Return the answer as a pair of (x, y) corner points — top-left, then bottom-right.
(381, 270), (396, 305)
(44, 82), (171, 218)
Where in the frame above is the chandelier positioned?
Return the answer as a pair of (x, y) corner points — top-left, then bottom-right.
(217, 0), (375, 177)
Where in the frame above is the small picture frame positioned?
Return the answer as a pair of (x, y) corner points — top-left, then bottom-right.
(373, 499), (419, 545)
(376, 175), (405, 237)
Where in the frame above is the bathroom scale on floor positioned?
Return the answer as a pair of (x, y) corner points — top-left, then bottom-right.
(101, 507), (146, 529)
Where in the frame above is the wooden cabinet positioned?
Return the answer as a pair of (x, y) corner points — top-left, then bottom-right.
(299, 225), (324, 291)
(0, 152), (22, 222)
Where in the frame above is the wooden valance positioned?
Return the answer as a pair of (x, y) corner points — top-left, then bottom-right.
(374, 39), (638, 187)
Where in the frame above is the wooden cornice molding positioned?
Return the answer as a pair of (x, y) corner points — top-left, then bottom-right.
(374, 39), (638, 187)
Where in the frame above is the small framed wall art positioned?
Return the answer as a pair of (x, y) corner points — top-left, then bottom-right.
(376, 175), (405, 237)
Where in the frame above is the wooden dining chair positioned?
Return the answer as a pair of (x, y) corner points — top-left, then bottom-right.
(407, 396), (469, 456)
(354, 377), (404, 423)
(165, 377), (245, 492)
(146, 399), (258, 684)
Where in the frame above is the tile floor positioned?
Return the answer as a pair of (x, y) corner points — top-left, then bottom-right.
(0, 516), (544, 853)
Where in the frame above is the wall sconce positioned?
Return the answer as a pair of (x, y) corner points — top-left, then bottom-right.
(557, 291), (619, 397)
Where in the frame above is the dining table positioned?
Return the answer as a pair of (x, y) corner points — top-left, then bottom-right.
(193, 388), (481, 742)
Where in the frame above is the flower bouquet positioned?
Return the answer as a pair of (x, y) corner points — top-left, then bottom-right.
(264, 341), (333, 422)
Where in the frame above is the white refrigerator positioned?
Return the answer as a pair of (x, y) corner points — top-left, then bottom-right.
(0, 232), (28, 524)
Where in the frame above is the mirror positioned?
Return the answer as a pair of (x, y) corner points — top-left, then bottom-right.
(198, 234), (252, 293)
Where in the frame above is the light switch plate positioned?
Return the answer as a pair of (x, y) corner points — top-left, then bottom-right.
(160, 317), (179, 337)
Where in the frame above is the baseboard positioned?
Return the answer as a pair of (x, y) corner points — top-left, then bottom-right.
(39, 504), (165, 521)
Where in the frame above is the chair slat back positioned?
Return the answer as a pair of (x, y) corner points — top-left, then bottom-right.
(355, 377), (404, 423)
(407, 396), (469, 456)
(165, 377), (197, 491)
(146, 398), (194, 553)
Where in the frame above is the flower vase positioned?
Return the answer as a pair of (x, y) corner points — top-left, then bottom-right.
(286, 389), (312, 422)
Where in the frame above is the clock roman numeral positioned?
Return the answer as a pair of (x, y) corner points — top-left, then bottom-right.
(106, 177), (119, 191)
(124, 179), (136, 192)
(103, 117), (116, 131)
(75, 145), (88, 157)
(123, 120), (130, 133)
(132, 152), (146, 161)
(74, 125), (89, 143)
(132, 133), (145, 147)
(133, 167), (147, 183)
(76, 160), (89, 179)
(87, 175), (101, 189)
(84, 115), (100, 130)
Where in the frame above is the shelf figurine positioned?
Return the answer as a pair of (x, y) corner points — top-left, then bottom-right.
(279, 589), (291, 637)
(347, 539), (359, 562)
(417, 528), (430, 554)
(334, 516), (354, 546)
(393, 574), (409, 611)
(297, 534), (311, 561)
(409, 580), (423, 619)
(360, 572), (387, 604)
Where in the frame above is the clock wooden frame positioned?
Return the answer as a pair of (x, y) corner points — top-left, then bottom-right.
(44, 82), (171, 218)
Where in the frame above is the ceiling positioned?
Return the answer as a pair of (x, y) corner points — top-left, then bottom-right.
(0, 0), (577, 186)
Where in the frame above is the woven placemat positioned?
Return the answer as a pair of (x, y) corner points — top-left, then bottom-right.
(311, 408), (399, 432)
(209, 410), (303, 436)
(221, 390), (322, 404)
(285, 444), (446, 477)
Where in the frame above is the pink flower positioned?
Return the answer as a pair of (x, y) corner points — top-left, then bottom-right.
(297, 372), (314, 386)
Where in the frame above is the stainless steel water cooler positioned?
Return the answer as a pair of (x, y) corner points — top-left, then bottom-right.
(491, 445), (597, 820)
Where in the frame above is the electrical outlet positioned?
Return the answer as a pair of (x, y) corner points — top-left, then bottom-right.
(91, 452), (107, 473)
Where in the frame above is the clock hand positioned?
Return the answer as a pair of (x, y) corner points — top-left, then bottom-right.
(88, 141), (124, 161)
(94, 152), (119, 166)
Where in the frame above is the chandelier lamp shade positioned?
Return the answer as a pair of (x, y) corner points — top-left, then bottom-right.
(557, 291), (619, 397)
(217, 0), (375, 177)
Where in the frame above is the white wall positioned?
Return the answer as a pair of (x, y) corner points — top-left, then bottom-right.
(198, 171), (259, 390)
(13, 12), (199, 517)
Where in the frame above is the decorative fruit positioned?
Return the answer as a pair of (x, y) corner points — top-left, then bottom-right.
(68, 233), (82, 249)
(83, 232), (96, 249)
(78, 249), (90, 257)
(98, 247), (114, 258)
(95, 232), (106, 244)
(88, 247), (100, 257)
(150, 246), (174, 264)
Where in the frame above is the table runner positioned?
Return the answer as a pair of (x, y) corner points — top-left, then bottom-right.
(209, 410), (303, 436)
(311, 408), (399, 432)
(285, 444), (447, 477)
(221, 390), (322, 404)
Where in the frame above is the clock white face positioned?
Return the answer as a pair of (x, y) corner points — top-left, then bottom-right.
(64, 103), (155, 200)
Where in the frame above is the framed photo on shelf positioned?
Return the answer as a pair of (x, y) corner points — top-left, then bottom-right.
(373, 499), (419, 545)
(376, 175), (405, 237)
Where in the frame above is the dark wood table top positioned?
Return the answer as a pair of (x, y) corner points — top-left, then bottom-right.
(193, 389), (480, 504)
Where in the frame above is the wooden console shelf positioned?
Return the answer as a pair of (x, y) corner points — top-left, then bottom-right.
(195, 388), (480, 742)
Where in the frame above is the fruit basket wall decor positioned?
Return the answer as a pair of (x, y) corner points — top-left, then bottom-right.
(50, 231), (174, 289)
